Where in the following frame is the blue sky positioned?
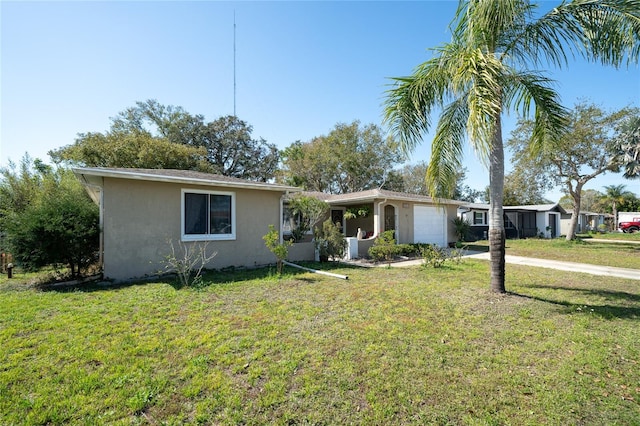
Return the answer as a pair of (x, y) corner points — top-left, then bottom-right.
(2, 0), (639, 201)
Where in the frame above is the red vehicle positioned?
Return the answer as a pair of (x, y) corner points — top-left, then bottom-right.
(618, 217), (640, 233)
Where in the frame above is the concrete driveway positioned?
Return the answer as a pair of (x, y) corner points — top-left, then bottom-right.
(465, 252), (640, 281)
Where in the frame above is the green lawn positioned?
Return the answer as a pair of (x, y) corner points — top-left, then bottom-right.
(468, 237), (640, 269)
(1, 257), (639, 425)
(580, 232), (640, 241)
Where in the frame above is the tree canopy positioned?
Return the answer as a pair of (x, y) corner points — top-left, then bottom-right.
(279, 121), (403, 194)
(500, 167), (551, 206)
(508, 102), (638, 239)
(50, 100), (279, 181)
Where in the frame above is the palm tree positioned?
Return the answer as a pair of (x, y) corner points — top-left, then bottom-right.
(602, 184), (633, 228)
(384, 0), (640, 293)
(615, 116), (640, 179)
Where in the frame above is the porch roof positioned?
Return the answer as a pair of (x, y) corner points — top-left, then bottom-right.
(460, 202), (567, 214)
(299, 189), (464, 206)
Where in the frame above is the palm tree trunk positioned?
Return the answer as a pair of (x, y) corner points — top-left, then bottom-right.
(489, 117), (506, 293)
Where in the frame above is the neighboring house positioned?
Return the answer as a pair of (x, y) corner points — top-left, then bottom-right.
(74, 167), (301, 281)
(459, 203), (566, 240)
(286, 189), (464, 258)
(560, 211), (614, 234)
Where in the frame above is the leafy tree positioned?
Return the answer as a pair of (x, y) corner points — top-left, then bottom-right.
(198, 115), (280, 182)
(612, 115), (640, 179)
(399, 162), (481, 201)
(508, 102), (638, 240)
(50, 132), (212, 171)
(379, 169), (406, 193)
(453, 169), (484, 203)
(280, 121), (403, 194)
(1, 159), (99, 277)
(501, 167), (551, 206)
(286, 195), (330, 242)
(109, 99), (204, 145)
(397, 162), (429, 196)
(51, 100), (279, 181)
(384, 0), (640, 293)
(559, 189), (603, 212)
(0, 155), (49, 219)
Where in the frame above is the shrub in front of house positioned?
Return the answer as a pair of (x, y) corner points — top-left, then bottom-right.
(368, 230), (400, 262)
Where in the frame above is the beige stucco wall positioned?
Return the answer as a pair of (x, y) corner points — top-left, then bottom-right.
(377, 201), (459, 246)
(102, 177), (287, 281)
(288, 242), (315, 262)
(444, 204), (460, 244)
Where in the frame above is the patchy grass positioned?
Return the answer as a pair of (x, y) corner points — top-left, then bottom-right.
(579, 232), (640, 242)
(1, 260), (639, 425)
(471, 238), (640, 269)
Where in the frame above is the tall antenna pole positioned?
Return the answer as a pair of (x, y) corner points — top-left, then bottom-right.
(233, 10), (237, 117)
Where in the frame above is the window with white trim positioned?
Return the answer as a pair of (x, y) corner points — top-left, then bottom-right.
(473, 211), (487, 226)
(182, 189), (235, 241)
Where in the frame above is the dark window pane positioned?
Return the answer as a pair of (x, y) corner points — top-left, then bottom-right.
(474, 212), (483, 225)
(210, 195), (232, 234)
(185, 193), (208, 234)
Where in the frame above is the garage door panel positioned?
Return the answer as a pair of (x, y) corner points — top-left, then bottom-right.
(414, 206), (446, 246)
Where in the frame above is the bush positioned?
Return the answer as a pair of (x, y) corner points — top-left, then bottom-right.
(314, 219), (347, 261)
(3, 166), (99, 277)
(368, 230), (400, 262)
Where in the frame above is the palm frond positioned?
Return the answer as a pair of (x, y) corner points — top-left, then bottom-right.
(510, 0), (640, 68)
(502, 70), (570, 156)
(463, 49), (503, 160)
(426, 97), (469, 199)
(383, 47), (457, 156)
(452, 0), (534, 52)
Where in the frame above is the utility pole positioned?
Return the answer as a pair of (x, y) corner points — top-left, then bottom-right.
(233, 10), (237, 117)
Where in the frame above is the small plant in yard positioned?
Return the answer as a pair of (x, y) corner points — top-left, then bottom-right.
(314, 219), (347, 261)
(420, 244), (447, 268)
(368, 230), (399, 263)
(263, 224), (293, 274)
(160, 239), (216, 288)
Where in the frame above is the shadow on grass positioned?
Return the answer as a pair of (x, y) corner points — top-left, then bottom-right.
(510, 284), (640, 320)
(36, 261), (361, 292)
(588, 243), (640, 253)
(461, 244), (490, 253)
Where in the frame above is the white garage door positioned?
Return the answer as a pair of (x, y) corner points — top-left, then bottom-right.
(414, 205), (446, 246)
